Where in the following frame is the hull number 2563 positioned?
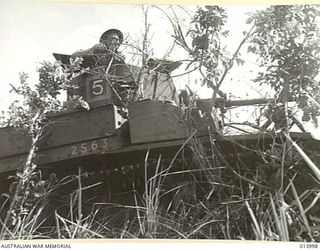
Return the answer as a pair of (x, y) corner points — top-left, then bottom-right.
(70, 139), (108, 155)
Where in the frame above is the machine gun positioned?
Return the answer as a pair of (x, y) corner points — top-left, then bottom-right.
(0, 53), (318, 178)
(0, 53), (220, 175)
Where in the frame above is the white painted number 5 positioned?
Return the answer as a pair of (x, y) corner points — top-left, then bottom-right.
(92, 79), (104, 95)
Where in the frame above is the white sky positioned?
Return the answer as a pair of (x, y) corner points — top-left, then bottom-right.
(0, 0), (319, 137)
(0, 1), (267, 108)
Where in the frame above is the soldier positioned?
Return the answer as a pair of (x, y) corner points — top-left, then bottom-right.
(69, 29), (135, 108)
(71, 28), (125, 62)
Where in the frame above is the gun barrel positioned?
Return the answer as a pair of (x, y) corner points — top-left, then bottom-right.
(198, 97), (295, 108)
(225, 98), (274, 107)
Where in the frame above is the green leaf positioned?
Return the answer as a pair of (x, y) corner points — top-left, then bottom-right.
(221, 30), (229, 36)
(247, 45), (257, 53)
(246, 16), (254, 24)
(235, 58), (245, 66)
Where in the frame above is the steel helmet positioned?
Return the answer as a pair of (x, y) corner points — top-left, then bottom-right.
(100, 29), (123, 44)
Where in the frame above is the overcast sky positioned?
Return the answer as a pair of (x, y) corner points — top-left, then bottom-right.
(0, 0), (270, 109)
(1, 0), (319, 138)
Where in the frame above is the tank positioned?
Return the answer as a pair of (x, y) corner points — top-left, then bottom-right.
(0, 53), (222, 176)
(0, 53), (318, 188)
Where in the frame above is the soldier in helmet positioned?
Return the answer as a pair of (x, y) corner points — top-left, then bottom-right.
(71, 28), (125, 62)
(69, 29), (135, 107)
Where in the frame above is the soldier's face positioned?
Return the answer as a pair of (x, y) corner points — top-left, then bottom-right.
(102, 33), (120, 51)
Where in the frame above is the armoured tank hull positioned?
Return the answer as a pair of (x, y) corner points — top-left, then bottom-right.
(0, 53), (319, 196)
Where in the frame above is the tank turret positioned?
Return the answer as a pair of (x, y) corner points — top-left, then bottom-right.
(53, 53), (180, 108)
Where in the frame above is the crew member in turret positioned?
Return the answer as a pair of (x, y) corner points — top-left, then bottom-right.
(71, 28), (125, 64)
(69, 28), (136, 107)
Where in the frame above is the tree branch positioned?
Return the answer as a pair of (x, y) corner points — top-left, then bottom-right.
(212, 24), (256, 102)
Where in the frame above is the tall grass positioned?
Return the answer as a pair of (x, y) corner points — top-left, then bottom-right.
(0, 133), (319, 240)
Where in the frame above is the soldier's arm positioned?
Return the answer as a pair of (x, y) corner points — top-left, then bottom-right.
(71, 44), (107, 58)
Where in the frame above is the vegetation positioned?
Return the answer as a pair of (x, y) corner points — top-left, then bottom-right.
(0, 4), (320, 241)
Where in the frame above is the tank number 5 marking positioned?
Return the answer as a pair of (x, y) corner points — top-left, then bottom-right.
(92, 79), (104, 95)
(70, 138), (109, 156)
